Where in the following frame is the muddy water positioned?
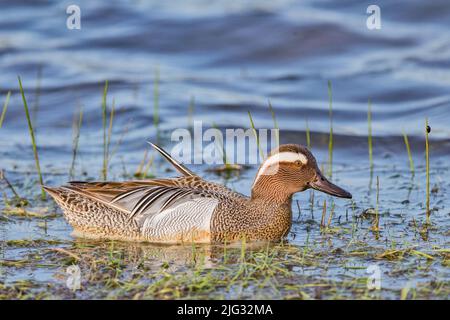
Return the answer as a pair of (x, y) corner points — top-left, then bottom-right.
(0, 1), (449, 299)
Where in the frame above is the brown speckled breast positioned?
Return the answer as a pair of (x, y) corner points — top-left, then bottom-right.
(210, 198), (292, 242)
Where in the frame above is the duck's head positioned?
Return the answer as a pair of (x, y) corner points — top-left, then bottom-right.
(251, 144), (352, 202)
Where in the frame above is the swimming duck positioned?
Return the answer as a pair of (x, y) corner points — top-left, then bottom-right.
(45, 143), (352, 243)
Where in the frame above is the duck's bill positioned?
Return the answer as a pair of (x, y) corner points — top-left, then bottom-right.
(310, 175), (352, 199)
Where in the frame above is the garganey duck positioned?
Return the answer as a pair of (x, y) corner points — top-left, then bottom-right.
(45, 143), (352, 243)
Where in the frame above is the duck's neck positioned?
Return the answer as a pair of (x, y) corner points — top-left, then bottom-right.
(251, 175), (294, 205)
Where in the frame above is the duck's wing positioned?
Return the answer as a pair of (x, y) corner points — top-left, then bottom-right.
(58, 176), (243, 241)
(63, 178), (204, 219)
(63, 176), (245, 217)
(148, 142), (195, 177)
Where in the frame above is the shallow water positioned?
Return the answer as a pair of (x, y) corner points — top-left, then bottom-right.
(0, 1), (449, 299)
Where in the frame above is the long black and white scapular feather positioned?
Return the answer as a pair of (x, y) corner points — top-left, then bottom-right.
(147, 141), (195, 177)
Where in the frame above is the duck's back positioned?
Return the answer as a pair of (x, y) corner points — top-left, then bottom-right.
(45, 176), (247, 243)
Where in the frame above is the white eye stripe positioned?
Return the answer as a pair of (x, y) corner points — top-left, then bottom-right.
(263, 152), (308, 167)
(252, 152), (308, 186)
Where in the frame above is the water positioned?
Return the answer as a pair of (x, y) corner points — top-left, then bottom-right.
(0, 0), (449, 299)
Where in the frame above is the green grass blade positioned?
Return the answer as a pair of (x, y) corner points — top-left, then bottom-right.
(368, 98), (373, 170)
(375, 176), (380, 231)
(425, 119), (430, 224)
(106, 98), (115, 164)
(327, 80), (333, 179)
(305, 117), (311, 149)
(69, 107), (83, 179)
(212, 122), (228, 165)
(327, 202), (335, 228)
(101, 80), (109, 180)
(402, 130), (414, 175)
(247, 111), (264, 161)
(142, 154), (155, 179)
(320, 200), (327, 228)
(268, 100), (279, 148)
(18, 76), (45, 200)
(0, 91), (11, 128)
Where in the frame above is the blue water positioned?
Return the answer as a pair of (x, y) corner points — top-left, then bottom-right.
(0, 0), (449, 299)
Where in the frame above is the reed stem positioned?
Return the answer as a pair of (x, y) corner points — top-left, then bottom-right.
(101, 80), (109, 180)
(142, 154), (154, 179)
(18, 76), (45, 200)
(247, 111), (264, 161)
(268, 100), (279, 148)
(402, 130), (414, 176)
(375, 176), (380, 231)
(135, 149), (148, 177)
(327, 202), (335, 228)
(106, 98), (115, 166)
(0, 91), (11, 128)
(212, 122), (229, 166)
(320, 200), (327, 228)
(327, 80), (333, 179)
(0, 170), (22, 200)
(368, 98), (373, 170)
(69, 107), (83, 179)
(305, 118), (311, 149)
(425, 119), (430, 224)
(370, 176), (380, 233)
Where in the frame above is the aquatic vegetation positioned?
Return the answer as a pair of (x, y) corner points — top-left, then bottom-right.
(367, 98), (373, 171)
(268, 100), (279, 148)
(101, 80), (109, 180)
(0, 91), (11, 128)
(0, 56), (446, 302)
(18, 76), (45, 200)
(371, 176), (381, 232)
(327, 202), (335, 229)
(247, 110), (265, 161)
(135, 149), (149, 178)
(402, 130), (415, 176)
(425, 119), (430, 224)
(207, 123), (243, 175)
(327, 80), (333, 179)
(305, 118), (311, 150)
(0, 170), (28, 207)
(320, 200), (327, 228)
(141, 153), (155, 179)
(134, 149), (154, 179)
